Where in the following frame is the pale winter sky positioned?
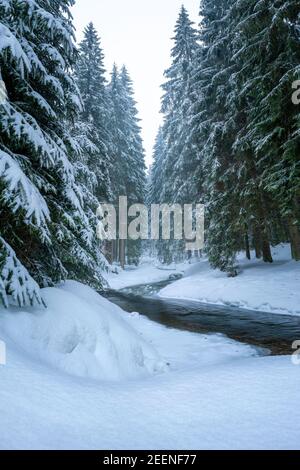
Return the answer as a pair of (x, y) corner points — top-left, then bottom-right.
(71, 0), (200, 167)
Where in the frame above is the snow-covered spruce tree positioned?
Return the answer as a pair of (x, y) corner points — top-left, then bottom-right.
(108, 65), (146, 266)
(167, 7), (202, 210)
(0, 0), (106, 307)
(75, 22), (112, 202)
(219, 0), (281, 264)
(148, 127), (173, 264)
(67, 116), (110, 285)
(185, 0), (275, 274)
(160, 6), (198, 205)
(182, 0), (244, 275)
(119, 67), (146, 207)
(119, 66), (147, 265)
(148, 127), (166, 206)
(154, 6), (199, 264)
(229, 0), (300, 261)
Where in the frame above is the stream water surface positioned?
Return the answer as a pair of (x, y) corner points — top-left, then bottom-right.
(103, 277), (300, 355)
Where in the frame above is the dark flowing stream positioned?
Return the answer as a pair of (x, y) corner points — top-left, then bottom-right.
(103, 277), (300, 355)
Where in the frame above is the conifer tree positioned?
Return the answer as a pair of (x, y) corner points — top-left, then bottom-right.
(151, 0), (300, 272)
(148, 127), (172, 263)
(229, 0), (300, 260)
(108, 65), (146, 266)
(161, 6), (198, 205)
(196, 0), (245, 274)
(187, 0), (275, 272)
(148, 127), (166, 206)
(0, 0), (106, 306)
(75, 22), (112, 202)
(150, 6), (198, 263)
(108, 64), (128, 200)
(120, 66), (146, 265)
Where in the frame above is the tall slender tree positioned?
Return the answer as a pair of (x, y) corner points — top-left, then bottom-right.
(160, 6), (198, 205)
(149, 6), (199, 263)
(108, 65), (146, 266)
(196, 0), (246, 274)
(75, 22), (112, 202)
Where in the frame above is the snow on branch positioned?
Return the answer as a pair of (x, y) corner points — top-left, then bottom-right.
(1, 104), (75, 181)
(0, 23), (31, 76)
(0, 237), (44, 308)
(0, 149), (50, 229)
(15, 0), (75, 51)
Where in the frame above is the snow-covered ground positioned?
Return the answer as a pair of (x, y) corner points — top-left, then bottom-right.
(0, 281), (300, 450)
(159, 245), (300, 316)
(106, 245), (300, 317)
(105, 257), (187, 290)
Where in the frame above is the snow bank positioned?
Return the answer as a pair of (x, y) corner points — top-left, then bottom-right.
(0, 281), (166, 381)
(127, 312), (258, 371)
(105, 259), (188, 290)
(159, 245), (300, 316)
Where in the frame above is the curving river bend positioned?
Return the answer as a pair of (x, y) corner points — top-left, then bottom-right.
(103, 278), (300, 356)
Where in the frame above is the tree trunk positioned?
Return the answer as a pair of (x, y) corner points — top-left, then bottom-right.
(253, 228), (262, 259)
(256, 206), (273, 263)
(106, 241), (113, 264)
(119, 239), (126, 269)
(243, 149), (273, 263)
(115, 240), (118, 263)
(262, 239), (273, 263)
(112, 240), (116, 263)
(288, 220), (300, 261)
(245, 232), (251, 260)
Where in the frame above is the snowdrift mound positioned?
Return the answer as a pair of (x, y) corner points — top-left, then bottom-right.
(0, 281), (167, 381)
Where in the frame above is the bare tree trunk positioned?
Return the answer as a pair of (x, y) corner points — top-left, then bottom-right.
(106, 241), (112, 264)
(243, 149), (273, 263)
(119, 239), (126, 269)
(245, 231), (251, 260)
(288, 220), (300, 261)
(253, 228), (262, 259)
(115, 239), (119, 264)
(112, 240), (116, 263)
(256, 205), (273, 263)
(262, 239), (273, 263)
(253, 227), (273, 263)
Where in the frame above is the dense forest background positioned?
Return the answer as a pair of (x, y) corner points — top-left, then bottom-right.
(149, 1), (300, 275)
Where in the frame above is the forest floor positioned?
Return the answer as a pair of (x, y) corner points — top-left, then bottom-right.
(107, 244), (300, 317)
